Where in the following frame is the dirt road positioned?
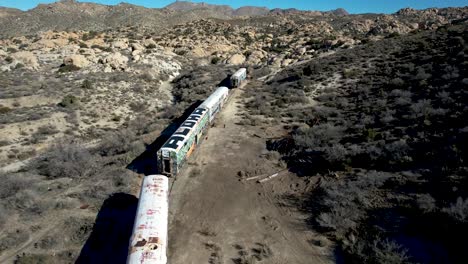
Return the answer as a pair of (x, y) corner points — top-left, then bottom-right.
(168, 82), (334, 263)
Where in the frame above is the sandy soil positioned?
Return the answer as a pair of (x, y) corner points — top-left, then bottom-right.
(168, 82), (334, 263)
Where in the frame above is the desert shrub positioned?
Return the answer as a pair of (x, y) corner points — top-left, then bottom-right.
(251, 243), (273, 261)
(146, 43), (157, 49)
(347, 238), (411, 264)
(0, 229), (29, 253)
(82, 31), (98, 41)
(0, 173), (32, 199)
(373, 239), (411, 264)
(190, 167), (201, 178)
(81, 79), (93, 89)
(78, 42), (88, 48)
(316, 206), (360, 233)
(211, 57), (221, 64)
(58, 64), (80, 73)
(90, 44), (102, 49)
(416, 194), (436, 213)
(35, 142), (97, 179)
(293, 124), (345, 149)
(36, 124), (59, 135)
(30, 124), (59, 143)
(265, 151), (281, 161)
(129, 101), (148, 112)
(98, 129), (139, 157)
(343, 68), (359, 78)
(443, 197), (468, 222)
(5, 56), (13, 63)
(58, 95), (79, 108)
(0, 106), (12, 114)
(140, 72), (154, 82)
(175, 50), (187, 56)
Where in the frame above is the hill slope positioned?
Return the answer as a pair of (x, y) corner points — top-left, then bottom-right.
(244, 19), (468, 263)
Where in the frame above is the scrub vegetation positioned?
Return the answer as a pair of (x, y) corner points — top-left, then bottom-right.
(244, 21), (468, 263)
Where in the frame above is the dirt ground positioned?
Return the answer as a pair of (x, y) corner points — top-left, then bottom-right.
(168, 81), (334, 264)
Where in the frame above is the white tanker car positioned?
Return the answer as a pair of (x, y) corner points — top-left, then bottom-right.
(127, 175), (169, 264)
(157, 86), (229, 177)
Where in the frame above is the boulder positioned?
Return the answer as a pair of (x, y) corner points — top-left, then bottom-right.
(189, 47), (206, 57)
(102, 52), (128, 70)
(281, 59), (293, 67)
(246, 50), (266, 65)
(142, 39), (157, 48)
(63, 54), (89, 68)
(11, 51), (39, 70)
(112, 39), (128, 49)
(227, 54), (246, 65)
(132, 50), (142, 56)
(131, 43), (144, 51)
(296, 47), (307, 55)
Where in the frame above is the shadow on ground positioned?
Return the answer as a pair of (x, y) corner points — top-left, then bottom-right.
(218, 74), (231, 88)
(75, 193), (138, 264)
(126, 101), (203, 175)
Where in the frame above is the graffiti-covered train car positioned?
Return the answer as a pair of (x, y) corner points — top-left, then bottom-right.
(156, 86), (229, 177)
(157, 107), (209, 177)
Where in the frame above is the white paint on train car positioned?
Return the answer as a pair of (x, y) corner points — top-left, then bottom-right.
(199, 86), (229, 122)
(127, 175), (169, 264)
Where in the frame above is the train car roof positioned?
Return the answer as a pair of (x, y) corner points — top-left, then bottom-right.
(231, 68), (247, 78)
(159, 107), (208, 153)
(199, 86), (229, 110)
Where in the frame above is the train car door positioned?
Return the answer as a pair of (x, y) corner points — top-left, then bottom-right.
(163, 159), (171, 174)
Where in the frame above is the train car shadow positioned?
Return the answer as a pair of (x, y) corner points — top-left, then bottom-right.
(126, 101), (203, 175)
(75, 193), (138, 264)
(218, 75), (232, 88)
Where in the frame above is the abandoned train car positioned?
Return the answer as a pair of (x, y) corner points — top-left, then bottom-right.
(199, 86), (229, 122)
(127, 175), (169, 264)
(157, 107), (209, 177)
(157, 86), (229, 177)
(230, 68), (247, 88)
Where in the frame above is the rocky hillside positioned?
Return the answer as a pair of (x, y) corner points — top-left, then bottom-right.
(166, 1), (269, 16)
(1, 1), (466, 38)
(243, 19), (468, 263)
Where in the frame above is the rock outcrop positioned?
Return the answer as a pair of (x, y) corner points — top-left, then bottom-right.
(227, 54), (246, 65)
(63, 54), (89, 68)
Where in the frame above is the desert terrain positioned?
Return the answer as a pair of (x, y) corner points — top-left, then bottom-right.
(0, 1), (467, 264)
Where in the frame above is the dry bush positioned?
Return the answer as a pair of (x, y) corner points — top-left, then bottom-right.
(416, 194), (436, 213)
(98, 129), (137, 156)
(251, 243), (273, 261)
(443, 197), (468, 222)
(372, 239), (411, 264)
(0, 173), (33, 199)
(35, 141), (97, 179)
